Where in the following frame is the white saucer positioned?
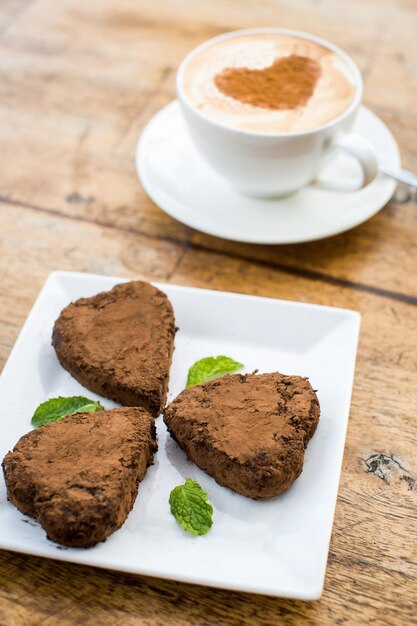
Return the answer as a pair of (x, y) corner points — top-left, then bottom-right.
(136, 101), (399, 244)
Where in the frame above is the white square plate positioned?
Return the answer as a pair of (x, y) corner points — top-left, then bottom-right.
(0, 271), (360, 600)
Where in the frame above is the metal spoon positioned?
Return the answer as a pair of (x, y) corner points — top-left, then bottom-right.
(380, 165), (417, 189)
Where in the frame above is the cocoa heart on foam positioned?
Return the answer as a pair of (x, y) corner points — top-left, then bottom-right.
(214, 54), (321, 110)
(164, 372), (320, 500)
(52, 281), (176, 417)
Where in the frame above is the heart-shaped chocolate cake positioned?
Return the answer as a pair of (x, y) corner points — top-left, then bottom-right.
(52, 281), (176, 416)
(2, 407), (157, 547)
(164, 372), (320, 499)
(214, 54), (321, 110)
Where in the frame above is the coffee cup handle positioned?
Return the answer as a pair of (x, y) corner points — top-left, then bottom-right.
(329, 134), (378, 188)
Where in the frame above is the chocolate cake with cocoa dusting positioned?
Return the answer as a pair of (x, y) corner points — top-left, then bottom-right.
(52, 281), (176, 417)
(164, 372), (320, 499)
(2, 407), (157, 548)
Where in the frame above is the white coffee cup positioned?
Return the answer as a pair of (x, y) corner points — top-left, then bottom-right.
(176, 28), (378, 198)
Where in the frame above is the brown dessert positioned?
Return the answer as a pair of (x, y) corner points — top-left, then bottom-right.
(52, 281), (176, 417)
(164, 372), (320, 499)
(2, 407), (157, 548)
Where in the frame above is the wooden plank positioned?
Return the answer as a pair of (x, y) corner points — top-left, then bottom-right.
(0, 549), (414, 626)
(0, 0), (33, 34)
(0, 0), (415, 298)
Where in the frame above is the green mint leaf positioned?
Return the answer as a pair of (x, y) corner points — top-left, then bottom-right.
(31, 396), (104, 428)
(186, 355), (243, 387)
(169, 478), (213, 536)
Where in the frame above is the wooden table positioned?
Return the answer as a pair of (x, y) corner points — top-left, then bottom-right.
(0, 0), (416, 624)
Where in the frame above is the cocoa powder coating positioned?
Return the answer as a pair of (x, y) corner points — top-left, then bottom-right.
(2, 407), (157, 547)
(164, 372), (320, 499)
(214, 54), (321, 110)
(52, 281), (176, 416)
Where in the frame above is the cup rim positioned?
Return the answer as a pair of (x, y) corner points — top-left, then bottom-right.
(176, 27), (363, 138)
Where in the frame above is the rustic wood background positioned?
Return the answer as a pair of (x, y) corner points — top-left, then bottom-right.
(0, 0), (416, 624)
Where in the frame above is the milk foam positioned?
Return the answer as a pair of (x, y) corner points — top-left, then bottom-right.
(182, 34), (357, 133)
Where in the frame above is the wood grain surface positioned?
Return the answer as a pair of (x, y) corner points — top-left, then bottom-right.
(0, 0), (416, 624)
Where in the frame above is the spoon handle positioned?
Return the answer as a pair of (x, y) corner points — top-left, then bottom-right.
(380, 165), (417, 189)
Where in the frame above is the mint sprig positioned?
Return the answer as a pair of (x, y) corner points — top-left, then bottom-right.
(169, 478), (213, 536)
(31, 396), (104, 428)
(186, 355), (243, 388)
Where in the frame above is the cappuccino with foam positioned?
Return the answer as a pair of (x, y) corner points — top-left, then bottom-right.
(182, 33), (356, 133)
